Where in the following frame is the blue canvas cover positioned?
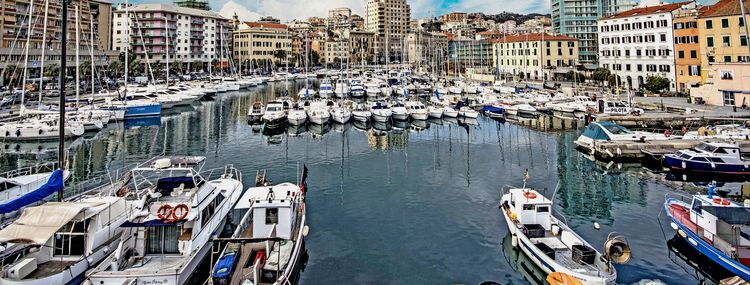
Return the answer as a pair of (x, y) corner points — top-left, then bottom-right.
(0, 169), (64, 215)
(213, 251), (238, 279)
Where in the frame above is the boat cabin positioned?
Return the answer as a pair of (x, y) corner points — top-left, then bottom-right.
(675, 142), (745, 164)
(234, 183), (301, 240)
(688, 195), (750, 265)
(507, 188), (553, 231)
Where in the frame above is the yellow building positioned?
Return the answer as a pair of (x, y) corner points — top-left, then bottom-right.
(492, 33), (578, 81)
(233, 22), (292, 65)
(697, 0), (750, 71)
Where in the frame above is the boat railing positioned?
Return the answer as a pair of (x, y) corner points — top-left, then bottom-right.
(232, 205), (254, 238)
(664, 192), (693, 204)
(0, 161), (59, 180)
(65, 162), (140, 200)
(201, 165), (243, 185)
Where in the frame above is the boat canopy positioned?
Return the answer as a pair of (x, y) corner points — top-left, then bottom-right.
(703, 206), (750, 225)
(0, 169), (64, 215)
(582, 122), (631, 140)
(0, 197), (126, 245)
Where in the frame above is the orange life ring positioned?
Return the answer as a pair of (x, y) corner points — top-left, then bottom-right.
(713, 197), (731, 206)
(171, 204), (190, 221)
(156, 204), (173, 220)
(664, 130), (671, 137)
(523, 192), (537, 199)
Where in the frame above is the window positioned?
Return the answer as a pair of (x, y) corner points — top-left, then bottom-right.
(637, 64), (643, 71)
(678, 51), (684, 58)
(723, 91), (736, 106)
(266, 208), (279, 224)
(709, 56), (715, 63)
(723, 36), (731, 47)
(742, 35), (748, 46)
(725, 55), (732, 62)
(536, 206), (549, 213)
(146, 226), (180, 254)
(706, 20), (713, 29)
(742, 17), (745, 27)
(54, 219), (87, 256)
(691, 199), (703, 215)
(660, 34), (667, 42)
(690, 50), (697, 58)
(707, 36), (714, 47)
(722, 18), (729, 28)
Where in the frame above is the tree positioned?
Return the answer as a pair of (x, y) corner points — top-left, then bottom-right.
(273, 49), (287, 62)
(591, 68), (610, 84)
(644, 75), (670, 94)
(2, 64), (20, 84)
(44, 63), (60, 78)
(79, 60), (93, 79)
(607, 74), (620, 87)
(310, 50), (321, 66)
(130, 59), (145, 76)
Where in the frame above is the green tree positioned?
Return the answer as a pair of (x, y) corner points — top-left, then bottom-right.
(108, 61), (124, 77)
(644, 75), (670, 94)
(273, 49), (288, 62)
(152, 61), (164, 78)
(2, 64), (20, 84)
(607, 74), (620, 87)
(310, 50), (321, 66)
(79, 60), (93, 79)
(44, 63), (60, 78)
(591, 68), (610, 84)
(130, 59), (144, 76)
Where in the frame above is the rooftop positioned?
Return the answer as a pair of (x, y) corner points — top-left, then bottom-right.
(114, 3), (225, 19)
(491, 32), (577, 43)
(700, 0), (750, 18)
(243, 21), (289, 29)
(600, 1), (691, 20)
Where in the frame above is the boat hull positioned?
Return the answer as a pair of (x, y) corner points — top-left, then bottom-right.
(664, 199), (750, 280)
(664, 155), (750, 175)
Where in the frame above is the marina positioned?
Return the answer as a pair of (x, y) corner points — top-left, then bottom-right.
(0, 79), (745, 284)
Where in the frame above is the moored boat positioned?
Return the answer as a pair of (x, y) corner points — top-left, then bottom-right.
(664, 142), (750, 175)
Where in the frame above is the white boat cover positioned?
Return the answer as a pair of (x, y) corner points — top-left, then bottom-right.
(0, 197), (125, 245)
(263, 240), (293, 271)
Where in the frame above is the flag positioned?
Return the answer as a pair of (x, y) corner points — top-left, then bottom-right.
(300, 164), (309, 193)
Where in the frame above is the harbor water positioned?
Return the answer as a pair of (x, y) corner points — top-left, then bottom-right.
(0, 81), (717, 284)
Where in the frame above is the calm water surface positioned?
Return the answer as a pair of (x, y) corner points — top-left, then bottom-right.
(0, 81), (711, 284)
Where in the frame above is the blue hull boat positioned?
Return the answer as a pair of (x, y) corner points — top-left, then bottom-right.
(663, 142), (750, 175)
(482, 105), (504, 118)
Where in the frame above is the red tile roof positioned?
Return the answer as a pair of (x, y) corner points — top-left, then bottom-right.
(600, 1), (691, 20)
(490, 33), (577, 43)
(700, 0), (750, 18)
(244, 22), (288, 29)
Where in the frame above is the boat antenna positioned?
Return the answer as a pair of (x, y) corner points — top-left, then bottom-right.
(57, 0), (69, 202)
(522, 169), (529, 189)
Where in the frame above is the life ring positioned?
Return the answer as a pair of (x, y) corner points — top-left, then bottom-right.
(664, 130), (671, 137)
(171, 204), (189, 221)
(523, 192), (537, 199)
(156, 204), (173, 220)
(682, 127), (687, 135)
(713, 197), (731, 206)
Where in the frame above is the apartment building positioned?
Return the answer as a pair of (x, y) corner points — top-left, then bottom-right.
(365, 0), (411, 63)
(597, 2), (696, 91)
(233, 21), (292, 64)
(112, 4), (231, 64)
(406, 31), (448, 66)
(673, 8), (702, 94)
(697, 0), (750, 68)
(492, 33), (579, 81)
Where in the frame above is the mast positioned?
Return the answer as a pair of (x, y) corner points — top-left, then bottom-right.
(39, 0), (50, 105)
(75, 5), (80, 107)
(90, 10), (95, 101)
(165, 17), (169, 86)
(124, 0), (128, 97)
(57, 0), (69, 202)
(21, 0), (34, 106)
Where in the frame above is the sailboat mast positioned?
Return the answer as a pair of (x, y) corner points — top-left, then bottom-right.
(39, 0), (49, 104)
(90, 11), (94, 101)
(165, 17), (169, 86)
(21, 0), (35, 106)
(57, 0), (69, 202)
(75, 5), (80, 107)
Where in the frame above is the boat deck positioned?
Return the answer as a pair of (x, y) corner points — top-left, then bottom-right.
(529, 236), (601, 275)
(26, 260), (76, 279)
(120, 255), (185, 274)
(668, 203), (701, 237)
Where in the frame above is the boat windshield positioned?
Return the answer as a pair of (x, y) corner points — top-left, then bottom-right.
(602, 124), (631, 135)
(696, 143), (718, 153)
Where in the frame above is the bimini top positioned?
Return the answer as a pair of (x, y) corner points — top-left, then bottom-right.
(0, 196), (126, 245)
(234, 182), (301, 209)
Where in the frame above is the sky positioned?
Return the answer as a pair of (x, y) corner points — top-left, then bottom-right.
(128, 0), (552, 22)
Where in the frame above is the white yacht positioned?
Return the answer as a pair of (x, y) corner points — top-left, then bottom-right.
(306, 101), (331, 125)
(352, 103), (372, 122)
(318, 79), (334, 98)
(458, 107), (479, 118)
(370, 101), (393, 123)
(390, 101), (409, 121)
(405, 101), (428, 120)
(574, 121), (675, 154)
(427, 105), (443, 119)
(88, 157), (243, 285)
(210, 175), (307, 285)
(247, 100), (265, 124)
(0, 117), (85, 141)
(262, 101), (286, 126)
(350, 80), (366, 98)
(287, 103), (308, 126)
(330, 104), (352, 124)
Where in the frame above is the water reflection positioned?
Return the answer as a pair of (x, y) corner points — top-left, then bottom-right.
(502, 233), (550, 285)
(666, 234), (734, 284)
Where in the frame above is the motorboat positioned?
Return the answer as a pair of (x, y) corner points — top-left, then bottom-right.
(287, 104), (308, 126)
(370, 101), (392, 123)
(247, 100), (265, 124)
(352, 103), (372, 122)
(390, 101), (409, 121)
(262, 101), (286, 126)
(458, 107), (479, 119)
(0, 117), (85, 141)
(500, 188), (620, 285)
(318, 79), (333, 98)
(574, 122), (674, 154)
(664, 142), (750, 174)
(306, 101), (330, 125)
(482, 105), (504, 118)
(211, 174), (308, 285)
(405, 101), (428, 121)
(515, 103), (537, 117)
(87, 156), (243, 285)
(350, 80), (366, 98)
(297, 87), (315, 99)
(664, 192), (750, 280)
(330, 105), (352, 124)
(0, 164), (69, 219)
(682, 125), (750, 140)
(364, 82), (381, 96)
(427, 105), (443, 119)
(441, 106), (458, 118)
(0, 196), (129, 285)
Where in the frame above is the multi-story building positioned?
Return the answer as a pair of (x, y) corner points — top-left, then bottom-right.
(492, 33), (579, 81)
(0, 0), (115, 72)
(112, 3), (230, 67)
(322, 36), (349, 64)
(233, 21), (292, 65)
(345, 29), (376, 64)
(673, 8), (702, 95)
(498, 20), (517, 34)
(406, 31), (448, 67)
(365, 0), (411, 63)
(597, 2), (695, 91)
(174, 0), (209, 10)
(697, 0), (750, 68)
(551, 0), (636, 64)
(448, 39), (493, 72)
(329, 8), (351, 19)
(441, 12), (467, 24)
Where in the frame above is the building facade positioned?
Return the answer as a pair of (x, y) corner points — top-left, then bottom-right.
(673, 8), (702, 95)
(689, 63), (750, 106)
(0, 0), (114, 72)
(597, 2), (695, 91)
(492, 33), (579, 81)
(365, 0), (411, 63)
(552, 0), (636, 64)
(406, 31), (448, 67)
(697, 0), (750, 68)
(233, 22), (292, 65)
(345, 29), (376, 64)
(112, 4), (230, 65)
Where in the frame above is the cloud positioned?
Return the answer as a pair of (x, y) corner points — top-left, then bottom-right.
(218, 0), (262, 21)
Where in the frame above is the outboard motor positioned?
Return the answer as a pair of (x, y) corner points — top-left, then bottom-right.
(604, 232), (631, 264)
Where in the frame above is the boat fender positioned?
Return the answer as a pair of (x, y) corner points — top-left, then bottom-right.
(713, 197), (730, 206)
(302, 225), (310, 237)
(681, 161), (686, 169)
(710, 162), (716, 169)
(670, 222), (678, 230)
(594, 222), (601, 230)
(4, 131), (8, 137)
(156, 204), (173, 220)
(15, 129), (20, 137)
(511, 234), (518, 248)
(682, 127), (687, 135)
(664, 130), (671, 137)
(171, 204), (190, 221)
(38, 129), (43, 135)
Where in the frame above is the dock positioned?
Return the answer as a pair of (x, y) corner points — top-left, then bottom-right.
(586, 139), (750, 161)
(594, 97), (750, 128)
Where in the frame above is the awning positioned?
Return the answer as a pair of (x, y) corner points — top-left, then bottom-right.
(686, 80), (700, 86)
(0, 202), (90, 245)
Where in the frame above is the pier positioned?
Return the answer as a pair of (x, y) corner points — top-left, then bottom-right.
(586, 139), (750, 161)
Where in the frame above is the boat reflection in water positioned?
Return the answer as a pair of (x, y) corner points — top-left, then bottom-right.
(123, 115), (161, 128)
(666, 234), (734, 285)
(502, 232), (550, 285)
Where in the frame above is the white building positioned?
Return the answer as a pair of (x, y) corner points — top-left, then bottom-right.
(597, 1), (695, 91)
(112, 4), (231, 64)
(365, 0), (411, 63)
